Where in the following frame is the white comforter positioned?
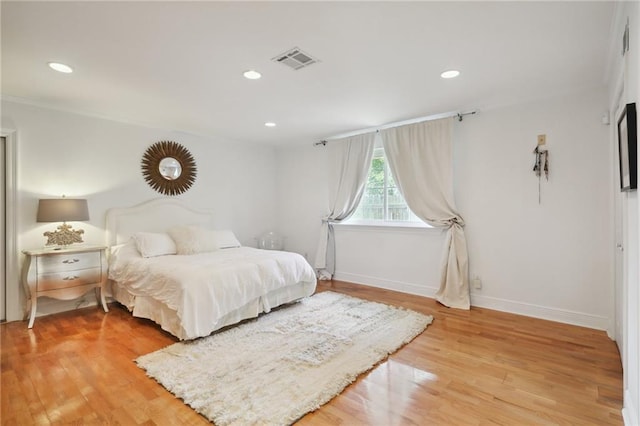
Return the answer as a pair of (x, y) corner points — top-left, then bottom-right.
(109, 246), (317, 339)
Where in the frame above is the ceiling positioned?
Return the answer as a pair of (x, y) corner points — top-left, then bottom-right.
(1, 1), (615, 146)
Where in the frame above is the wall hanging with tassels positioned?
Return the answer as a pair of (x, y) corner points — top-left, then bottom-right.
(533, 136), (549, 203)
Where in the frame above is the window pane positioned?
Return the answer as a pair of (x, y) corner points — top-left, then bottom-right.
(350, 146), (422, 224)
(387, 187), (410, 221)
(367, 156), (385, 188)
(359, 186), (384, 220)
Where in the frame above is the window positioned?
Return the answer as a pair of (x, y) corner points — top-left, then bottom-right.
(348, 141), (423, 225)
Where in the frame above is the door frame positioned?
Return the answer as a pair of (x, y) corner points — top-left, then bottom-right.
(609, 60), (626, 340)
(613, 100), (627, 353)
(1, 128), (20, 322)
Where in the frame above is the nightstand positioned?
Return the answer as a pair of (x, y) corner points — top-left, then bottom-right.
(22, 245), (109, 328)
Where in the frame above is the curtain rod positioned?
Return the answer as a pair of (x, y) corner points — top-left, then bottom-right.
(313, 110), (477, 146)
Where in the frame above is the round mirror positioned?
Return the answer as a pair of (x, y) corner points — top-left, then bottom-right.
(159, 157), (182, 180)
(141, 141), (197, 196)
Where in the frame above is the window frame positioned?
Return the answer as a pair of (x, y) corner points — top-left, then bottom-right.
(345, 137), (430, 228)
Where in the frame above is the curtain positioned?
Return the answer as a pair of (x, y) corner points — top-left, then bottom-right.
(380, 117), (470, 309)
(314, 132), (376, 280)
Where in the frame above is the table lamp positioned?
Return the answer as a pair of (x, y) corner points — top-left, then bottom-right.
(37, 197), (89, 247)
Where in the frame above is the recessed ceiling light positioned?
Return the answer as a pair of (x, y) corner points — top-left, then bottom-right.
(243, 70), (262, 80)
(48, 62), (73, 73)
(264, 122), (276, 127)
(440, 69), (460, 79)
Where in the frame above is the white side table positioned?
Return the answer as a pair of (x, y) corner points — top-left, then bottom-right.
(22, 245), (109, 328)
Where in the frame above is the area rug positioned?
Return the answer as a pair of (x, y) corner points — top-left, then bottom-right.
(136, 291), (433, 426)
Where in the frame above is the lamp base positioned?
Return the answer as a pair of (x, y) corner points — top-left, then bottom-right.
(44, 223), (85, 246)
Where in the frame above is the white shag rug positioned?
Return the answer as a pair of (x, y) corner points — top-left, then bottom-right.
(136, 291), (433, 426)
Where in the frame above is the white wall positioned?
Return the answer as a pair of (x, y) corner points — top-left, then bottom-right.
(631, 0), (640, 416)
(333, 224), (445, 295)
(277, 87), (612, 331)
(275, 144), (328, 262)
(455, 89), (612, 329)
(610, 2), (640, 424)
(2, 100), (278, 317)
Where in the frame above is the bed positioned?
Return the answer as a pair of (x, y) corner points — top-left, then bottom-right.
(105, 198), (317, 340)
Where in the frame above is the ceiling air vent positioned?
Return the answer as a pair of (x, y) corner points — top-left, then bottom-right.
(272, 47), (319, 70)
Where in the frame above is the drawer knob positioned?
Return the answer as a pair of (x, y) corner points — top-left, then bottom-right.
(62, 259), (80, 264)
(63, 275), (79, 281)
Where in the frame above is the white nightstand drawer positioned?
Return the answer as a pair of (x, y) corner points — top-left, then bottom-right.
(23, 245), (109, 328)
(37, 252), (101, 273)
(37, 268), (102, 291)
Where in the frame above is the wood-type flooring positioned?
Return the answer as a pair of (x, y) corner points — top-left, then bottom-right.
(1, 280), (623, 425)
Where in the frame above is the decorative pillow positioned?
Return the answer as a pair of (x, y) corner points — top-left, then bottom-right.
(212, 230), (241, 249)
(168, 226), (218, 255)
(132, 232), (177, 258)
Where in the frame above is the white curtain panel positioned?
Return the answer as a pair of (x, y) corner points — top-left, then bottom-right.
(314, 132), (375, 279)
(380, 117), (470, 309)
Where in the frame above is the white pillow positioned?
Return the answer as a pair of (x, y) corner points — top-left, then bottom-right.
(168, 226), (218, 255)
(132, 232), (177, 258)
(109, 241), (140, 263)
(212, 230), (241, 249)
(108, 240), (141, 278)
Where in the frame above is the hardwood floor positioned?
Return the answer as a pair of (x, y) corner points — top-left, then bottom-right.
(2, 280), (622, 425)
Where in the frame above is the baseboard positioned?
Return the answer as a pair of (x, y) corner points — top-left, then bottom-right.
(334, 272), (438, 299)
(334, 271), (610, 331)
(623, 390), (638, 426)
(469, 293), (610, 331)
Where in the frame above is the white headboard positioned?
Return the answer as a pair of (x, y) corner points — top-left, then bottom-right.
(106, 198), (215, 246)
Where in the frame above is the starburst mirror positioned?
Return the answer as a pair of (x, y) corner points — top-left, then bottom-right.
(141, 141), (197, 196)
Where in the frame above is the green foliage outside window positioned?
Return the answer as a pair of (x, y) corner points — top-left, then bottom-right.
(351, 148), (420, 223)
